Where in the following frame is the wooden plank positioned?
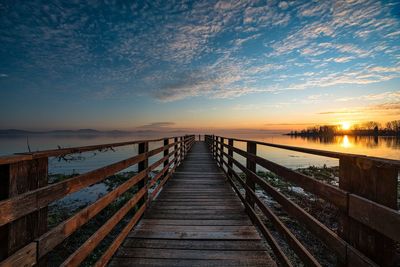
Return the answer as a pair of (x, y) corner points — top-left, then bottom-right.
(109, 141), (274, 267)
(0, 142), (180, 227)
(94, 203), (146, 267)
(0, 137), (185, 164)
(135, 225), (256, 232)
(36, 170), (146, 258)
(232, 166), (321, 267)
(109, 257), (274, 267)
(129, 229), (261, 240)
(60, 187), (147, 266)
(0, 158), (48, 263)
(0, 242), (36, 267)
(148, 205), (242, 210)
(139, 219), (252, 226)
(222, 164), (292, 267)
(219, 142), (348, 211)
(116, 248), (270, 260)
(123, 239), (265, 250)
(348, 194), (400, 242)
(339, 157), (398, 266)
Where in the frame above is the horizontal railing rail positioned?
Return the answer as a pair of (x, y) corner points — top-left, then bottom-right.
(0, 135), (195, 267)
(205, 134), (399, 267)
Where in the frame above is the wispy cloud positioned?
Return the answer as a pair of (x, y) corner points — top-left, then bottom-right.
(138, 122), (175, 129)
(0, 0), (399, 106)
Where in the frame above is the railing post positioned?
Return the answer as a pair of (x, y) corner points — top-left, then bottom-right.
(0, 157), (48, 263)
(179, 136), (183, 163)
(174, 137), (178, 166)
(163, 138), (169, 175)
(213, 136), (217, 160)
(246, 141), (257, 208)
(228, 139), (234, 178)
(219, 137), (224, 167)
(137, 142), (149, 205)
(210, 135), (213, 156)
(338, 157), (398, 266)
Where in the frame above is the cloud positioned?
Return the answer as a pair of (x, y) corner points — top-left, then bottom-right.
(318, 100), (400, 116)
(318, 110), (360, 115)
(0, 73), (8, 78)
(0, 0), (399, 105)
(386, 30), (400, 38)
(278, 2), (289, 10)
(232, 33), (262, 46)
(138, 122), (175, 128)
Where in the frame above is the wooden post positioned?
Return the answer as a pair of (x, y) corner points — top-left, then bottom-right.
(219, 137), (224, 167)
(228, 139), (234, 178)
(338, 157), (398, 266)
(213, 136), (217, 160)
(246, 141), (257, 208)
(174, 137), (178, 166)
(137, 142), (149, 206)
(0, 158), (48, 262)
(163, 138), (169, 176)
(210, 135), (213, 156)
(178, 136), (182, 163)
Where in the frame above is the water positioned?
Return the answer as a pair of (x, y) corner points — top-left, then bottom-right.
(0, 133), (399, 174)
(228, 133), (400, 170)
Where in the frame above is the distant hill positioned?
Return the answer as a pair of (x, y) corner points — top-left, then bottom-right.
(0, 129), (133, 135)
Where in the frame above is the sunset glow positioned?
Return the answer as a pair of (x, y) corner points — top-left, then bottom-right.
(341, 122), (351, 131)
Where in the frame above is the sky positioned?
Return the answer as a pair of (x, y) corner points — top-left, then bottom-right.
(0, 0), (399, 132)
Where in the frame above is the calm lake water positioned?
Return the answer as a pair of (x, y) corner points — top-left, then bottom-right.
(0, 133), (399, 174)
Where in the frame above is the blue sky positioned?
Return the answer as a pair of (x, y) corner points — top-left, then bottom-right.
(0, 0), (399, 131)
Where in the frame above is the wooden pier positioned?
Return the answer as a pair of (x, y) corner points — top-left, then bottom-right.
(0, 135), (399, 266)
(109, 141), (274, 266)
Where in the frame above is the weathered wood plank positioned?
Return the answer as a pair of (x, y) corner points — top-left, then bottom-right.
(138, 219), (252, 226)
(0, 242), (36, 267)
(109, 141), (275, 267)
(109, 258), (274, 267)
(123, 239), (265, 250)
(116, 248), (270, 259)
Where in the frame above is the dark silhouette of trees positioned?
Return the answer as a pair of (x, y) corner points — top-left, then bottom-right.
(288, 120), (400, 137)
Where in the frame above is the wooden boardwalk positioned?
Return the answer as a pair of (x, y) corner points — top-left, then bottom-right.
(109, 141), (275, 267)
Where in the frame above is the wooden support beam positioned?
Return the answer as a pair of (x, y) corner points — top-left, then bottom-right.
(137, 142), (149, 207)
(227, 139), (234, 178)
(164, 138), (170, 176)
(0, 158), (48, 265)
(245, 141), (256, 208)
(338, 157), (398, 266)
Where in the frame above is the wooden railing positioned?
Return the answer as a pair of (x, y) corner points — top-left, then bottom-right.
(205, 135), (400, 267)
(0, 135), (195, 266)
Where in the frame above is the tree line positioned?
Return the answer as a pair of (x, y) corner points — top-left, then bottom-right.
(288, 120), (400, 137)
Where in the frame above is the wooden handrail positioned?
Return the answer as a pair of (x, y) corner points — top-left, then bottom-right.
(217, 135), (400, 167)
(0, 136), (185, 165)
(0, 135), (196, 267)
(212, 137), (400, 243)
(205, 134), (398, 266)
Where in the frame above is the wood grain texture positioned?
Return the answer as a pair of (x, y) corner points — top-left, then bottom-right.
(109, 141), (275, 267)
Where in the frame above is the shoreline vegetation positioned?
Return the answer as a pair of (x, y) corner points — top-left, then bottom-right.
(286, 120), (400, 137)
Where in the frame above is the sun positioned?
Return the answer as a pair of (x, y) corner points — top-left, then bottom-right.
(341, 121), (351, 130)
